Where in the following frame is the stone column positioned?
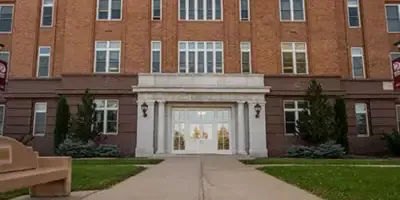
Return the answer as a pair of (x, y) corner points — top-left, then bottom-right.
(248, 101), (268, 157)
(136, 100), (155, 157)
(156, 101), (166, 154)
(237, 101), (247, 155)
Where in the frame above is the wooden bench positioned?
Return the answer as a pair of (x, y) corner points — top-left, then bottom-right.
(0, 136), (72, 197)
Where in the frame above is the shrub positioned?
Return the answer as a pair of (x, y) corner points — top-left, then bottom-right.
(382, 130), (400, 156)
(54, 95), (71, 154)
(286, 141), (346, 158)
(57, 139), (121, 158)
(334, 97), (349, 153)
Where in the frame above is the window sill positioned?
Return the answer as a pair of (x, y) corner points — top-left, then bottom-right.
(33, 134), (45, 137)
(0, 31), (12, 34)
(357, 134), (370, 138)
(284, 133), (297, 136)
(96, 19), (123, 22)
(280, 20), (306, 23)
(103, 133), (118, 136)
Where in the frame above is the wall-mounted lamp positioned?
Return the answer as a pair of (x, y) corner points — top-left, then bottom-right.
(254, 103), (261, 118)
(0, 44), (4, 51)
(141, 102), (148, 118)
(394, 41), (400, 51)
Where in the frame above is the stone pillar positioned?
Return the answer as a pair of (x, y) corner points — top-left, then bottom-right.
(136, 100), (155, 157)
(248, 101), (268, 157)
(156, 101), (166, 154)
(237, 101), (247, 155)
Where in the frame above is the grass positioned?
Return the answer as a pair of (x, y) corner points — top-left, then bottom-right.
(0, 159), (157, 200)
(262, 166), (400, 200)
(241, 158), (400, 165)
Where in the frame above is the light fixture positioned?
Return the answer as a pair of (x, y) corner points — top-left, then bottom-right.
(0, 44), (4, 51)
(394, 41), (400, 51)
(254, 103), (261, 118)
(141, 102), (148, 118)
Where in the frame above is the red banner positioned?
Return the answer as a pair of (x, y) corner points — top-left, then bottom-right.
(393, 57), (400, 89)
(0, 59), (7, 91)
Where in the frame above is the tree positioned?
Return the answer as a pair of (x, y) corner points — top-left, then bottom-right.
(53, 95), (70, 153)
(296, 80), (336, 144)
(334, 97), (349, 153)
(70, 89), (100, 142)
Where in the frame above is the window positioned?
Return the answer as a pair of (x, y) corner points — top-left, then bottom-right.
(240, 0), (249, 21)
(179, 0), (222, 21)
(347, 0), (360, 28)
(151, 41), (162, 73)
(355, 103), (369, 136)
(152, 0), (162, 20)
(386, 5), (400, 32)
(0, 5), (14, 33)
(41, 0), (54, 27)
(37, 46), (51, 77)
(95, 41), (121, 73)
(284, 100), (308, 135)
(179, 41), (223, 73)
(97, 0), (122, 20)
(280, 0), (305, 21)
(94, 100), (118, 135)
(351, 47), (365, 78)
(240, 42), (251, 73)
(0, 105), (4, 135)
(281, 42), (307, 74)
(33, 103), (47, 136)
(0, 51), (9, 64)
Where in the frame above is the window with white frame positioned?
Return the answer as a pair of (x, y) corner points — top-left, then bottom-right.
(351, 47), (365, 78)
(37, 46), (51, 77)
(151, 41), (161, 73)
(241, 42), (251, 73)
(179, 0), (222, 21)
(396, 105), (400, 132)
(281, 42), (307, 74)
(284, 100), (308, 135)
(41, 0), (54, 27)
(355, 103), (369, 136)
(95, 41), (121, 73)
(0, 5), (14, 33)
(97, 0), (122, 20)
(0, 105), (4, 135)
(347, 0), (360, 28)
(179, 41), (223, 73)
(94, 100), (119, 135)
(280, 0), (305, 21)
(33, 102), (47, 136)
(152, 0), (162, 20)
(240, 0), (249, 21)
(386, 4), (400, 32)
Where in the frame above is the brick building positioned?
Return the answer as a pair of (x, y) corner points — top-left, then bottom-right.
(0, 0), (399, 157)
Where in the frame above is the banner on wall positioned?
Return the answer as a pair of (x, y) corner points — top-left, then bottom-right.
(0, 59), (8, 91)
(392, 57), (400, 89)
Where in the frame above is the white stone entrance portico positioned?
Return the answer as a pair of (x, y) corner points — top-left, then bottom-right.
(132, 73), (271, 157)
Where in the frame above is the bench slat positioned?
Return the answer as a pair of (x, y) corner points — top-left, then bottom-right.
(0, 167), (69, 193)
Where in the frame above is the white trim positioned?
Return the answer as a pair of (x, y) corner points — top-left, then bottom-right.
(94, 99), (119, 135)
(96, 0), (123, 21)
(94, 41), (121, 73)
(281, 42), (308, 74)
(151, 41), (162, 73)
(36, 46), (51, 78)
(239, 0), (250, 21)
(355, 103), (370, 137)
(385, 4), (400, 33)
(279, 0), (306, 22)
(178, 0), (223, 21)
(0, 4), (14, 34)
(33, 102), (47, 136)
(351, 47), (366, 79)
(240, 42), (251, 73)
(0, 105), (5, 135)
(40, 0), (54, 27)
(152, 0), (162, 20)
(347, 0), (361, 28)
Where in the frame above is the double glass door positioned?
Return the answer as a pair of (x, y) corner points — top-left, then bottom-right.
(172, 108), (231, 154)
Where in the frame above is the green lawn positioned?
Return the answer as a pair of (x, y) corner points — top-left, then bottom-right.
(262, 166), (400, 200)
(241, 158), (400, 165)
(0, 158), (162, 200)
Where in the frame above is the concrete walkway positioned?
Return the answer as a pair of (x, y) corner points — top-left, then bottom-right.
(82, 155), (321, 200)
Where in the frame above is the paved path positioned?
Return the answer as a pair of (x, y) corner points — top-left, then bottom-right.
(83, 155), (321, 200)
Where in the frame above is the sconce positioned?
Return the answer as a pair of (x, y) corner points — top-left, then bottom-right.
(254, 103), (261, 118)
(141, 102), (148, 118)
(394, 41), (400, 51)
